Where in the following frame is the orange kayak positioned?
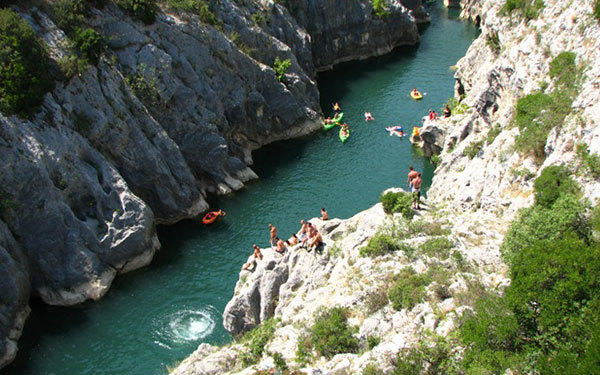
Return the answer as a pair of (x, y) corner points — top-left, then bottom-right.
(202, 211), (223, 225)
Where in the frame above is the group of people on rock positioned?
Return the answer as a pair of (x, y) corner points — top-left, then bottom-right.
(407, 166), (423, 210)
(241, 208), (330, 271)
(427, 105), (451, 121)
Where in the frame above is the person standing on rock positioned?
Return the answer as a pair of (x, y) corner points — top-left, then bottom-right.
(253, 244), (263, 260)
(407, 166), (418, 190)
(412, 173), (423, 210)
(269, 224), (277, 246)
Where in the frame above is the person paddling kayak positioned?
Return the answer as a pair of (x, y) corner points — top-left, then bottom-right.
(333, 102), (341, 112)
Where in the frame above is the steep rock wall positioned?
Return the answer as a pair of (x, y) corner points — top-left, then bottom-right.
(0, 0), (425, 368)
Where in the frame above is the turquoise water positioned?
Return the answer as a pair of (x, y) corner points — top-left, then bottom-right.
(4, 5), (478, 375)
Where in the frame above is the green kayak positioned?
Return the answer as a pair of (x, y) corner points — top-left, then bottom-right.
(323, 112), (344, 130)
(339, 127), (350, 143)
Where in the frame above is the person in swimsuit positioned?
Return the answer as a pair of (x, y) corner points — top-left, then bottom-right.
(407, 166), (419, 190)
(287, 234), (299, 245)
(253, 244), (263, 260)
(269, 224), (277, 246)
(308, 230), (323, 252)
(412, 173), (423, 209)
(443, 104), (451, 118)
(321, 208), (329, 220)
(274, 237), (286, 253)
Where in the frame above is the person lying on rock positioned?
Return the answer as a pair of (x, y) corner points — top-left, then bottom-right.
(274, 237), (287, 253)
(287, 234), (299, 246)
(321, 208), (329, 220)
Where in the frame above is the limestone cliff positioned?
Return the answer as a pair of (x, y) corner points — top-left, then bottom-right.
(171, 0), (600, 373)
(0, 0), (424, 368)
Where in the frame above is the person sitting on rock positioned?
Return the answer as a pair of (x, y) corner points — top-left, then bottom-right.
(301, 222), (315, 248)
(274, 237), (286, 253)
(298, 219), (308, 242)
(308, 230), (323, 252)
(321, 208), (329, 220)
(269, 224), (277, 246)
(287, 233), (299, 246)
(443, 104), (451, 118)
(253, 244), (263, 260)
(241, 259), (256, 271)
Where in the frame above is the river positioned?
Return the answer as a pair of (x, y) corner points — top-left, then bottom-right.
(3, 4), (478, 375)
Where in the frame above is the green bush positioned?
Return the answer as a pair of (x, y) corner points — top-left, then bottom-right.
(407, 219), (451, 237)
(372, 0), (390, 18)
(393, 336), (457, 375)
(115, 0), (158, 24)
(308, 307), (359, 359)
(463, 140), (484, 159)
(501, 193), (588, 265)
(366, 335), (381, 349)
(501, 0), (544, 20)
(419, 237), (454, 259)
(533, 165), (579, 208)
(576, 143), (600, 179)
(486, 32), (501, 53)
(239, 318), (279, 365)
(50, 0), (89, 33)
(0, 9), (54, 116)
(443, 96), (469, 115)
(71, 27), (105, 64)
(362, 364), (381, 375)
(359, 233), (400, 257)
(273, 57), (291, 82)
(380, 191), (414, 218)
(486, 124), (502, 145)
(549, 51), (578, 88)
(389, 268), (431, 311)
(430, 154), (441, 165)
(167, 0), (218, 25)
(595, 0), (600, 21)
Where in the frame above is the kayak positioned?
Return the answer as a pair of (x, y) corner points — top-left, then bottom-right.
(202, 211), (224, 225)
(410, 91), (423, 100)
(323, 121), (337, 130)
(332, 112), (344, 123)
(339, 127), (350, 143)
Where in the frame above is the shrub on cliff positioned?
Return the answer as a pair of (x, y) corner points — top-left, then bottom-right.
(380, 191), (414, 219)
(359, 233), (399, 257)
(389, 268), (430, 310)
(595, 0), (600, 20)
(533, 165), (579, 208)
(167, 0), (218, 25)
(0, 9), (54, 116)
(576, 143), (600, 179)
(71, 27), (106, 65)
(307, 307), (359, 358)
(273, 57), (291, 82)
(116, 0), (158, 24)
(372, 0), (390, 18)
(501, 0), (544, 20)
(239, 318), (279, 365)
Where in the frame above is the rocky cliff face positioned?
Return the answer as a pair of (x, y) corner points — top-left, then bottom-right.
(171, 0), (600, 373)
(0, 0), (424, 368)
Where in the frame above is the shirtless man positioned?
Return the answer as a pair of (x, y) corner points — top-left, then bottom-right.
(287, 234), (299, 246)
(302, 222), (315, 248)
(269, 224), (277, 246)
(321, 208), (329, 220)
(308, 230), (323, 252)
(298, 220), (308, 243)
(274, 237), (286, 253)
(412, 173), (423, 209)
(253, 244), (263, 260)
(407, 166), (419, 190)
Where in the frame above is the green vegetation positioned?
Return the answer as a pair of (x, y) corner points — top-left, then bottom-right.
(115, 0), (158, 24)
(366, 335), (381, 349)
(372, 0), (390, 18)
(166, 0), (218, 25)
(486, 31), (501, 53)
(304, 307), (359, 359)
(380, 191), (414, 219)
(362, 364), (381, 375)
(576, 143), (600, 179)
(70, 27), (105, 65)
(389, 268), (431, 310)
(595, 0), (600, 21)
(239, 318), (279, 365)
(359, 233), (400, 257)
(393, 335), (458, 375)
(486, 124), (502, 145)
(500, 0), (544, 20)
(125, 65), (164, 107)
(430, 154), (441, 165)
(418, 237), (454, 259)
(533, 165), (579, 208)
(513, 52), (582, 162)
(463, 139), (484, 159)
(0, 9), (54, 116)
(406, 219), (451, 237)
(273, 57), (291, 82)
(459, 167), (600, 374)
(443, 96), (469, 115)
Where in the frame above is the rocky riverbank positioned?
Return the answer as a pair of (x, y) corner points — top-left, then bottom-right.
(170, 0), (600, 372)
(0, 0), (427, 368)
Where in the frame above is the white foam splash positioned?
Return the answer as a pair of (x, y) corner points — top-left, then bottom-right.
(153, 306), (217, 347)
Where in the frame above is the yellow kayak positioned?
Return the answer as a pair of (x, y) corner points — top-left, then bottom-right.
(410, 91), (423, 100)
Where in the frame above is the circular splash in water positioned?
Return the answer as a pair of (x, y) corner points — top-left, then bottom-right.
(154, 306), (217, 347)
